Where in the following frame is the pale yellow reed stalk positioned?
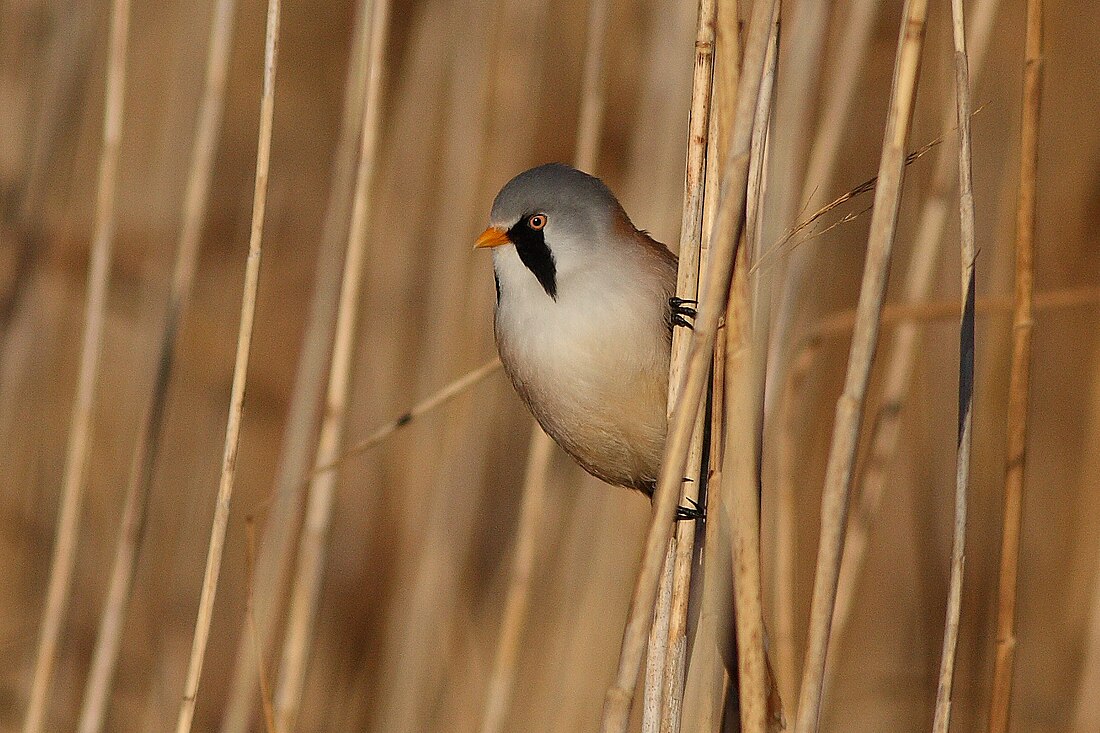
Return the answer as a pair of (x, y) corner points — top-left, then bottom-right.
(792, 0), (929, 730)
(220, 1), (374, 728)
(600, 0), (778, 728)
(174, 0), (280, 729)
(1073, 372), (1100, 733)
(77, 2), (238, 730)
(22, 1), (131, 730)
(931, 0), (977, 727)
(672, 1), (744, 724)
(729, 3), (780, 729)
(988, 0), (1042, 729)
(272, 0), (391, 728)
(643, 0), (718, 728)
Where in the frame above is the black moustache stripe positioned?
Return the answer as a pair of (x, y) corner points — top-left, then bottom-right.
(506, 218), (557, 299)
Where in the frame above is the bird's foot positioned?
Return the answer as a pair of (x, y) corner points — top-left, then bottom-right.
(670, 297), (697, 329)
(675, 496), (705, 522)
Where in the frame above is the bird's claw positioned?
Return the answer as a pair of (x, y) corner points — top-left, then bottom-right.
(670, 297), (697, 330)
(675, 496), (704, 522)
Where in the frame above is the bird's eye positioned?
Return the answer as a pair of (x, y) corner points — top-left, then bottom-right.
(528, 214), (547, 230)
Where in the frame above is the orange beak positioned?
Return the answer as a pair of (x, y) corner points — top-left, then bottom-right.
(474, 226), (512, 249)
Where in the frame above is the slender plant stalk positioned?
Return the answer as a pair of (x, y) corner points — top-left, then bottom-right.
(220, 1), (375, 729)
(644, 547), (677, 733)
(792, 0), (929, 730)
(821, 0), (1001, 694)
(644, 0), (718, 727)
(21, 1), (131, 730)
(675, 3), (743, 722)
(932, 0), (977, 727)
(732, 4), (781, 728)
(272, 1), (391, 728)
(600, 0), (778, 727)
(681, 4), (778, 730)
(988, 0), (1042, 728)
(572, 0), (610, 174)
(478, 0), (609, 729)
(174, 0), (280, 729)
(76, 2), (238, 730)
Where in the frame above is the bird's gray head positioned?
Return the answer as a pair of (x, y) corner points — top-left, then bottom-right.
(475, 163), (636, 300)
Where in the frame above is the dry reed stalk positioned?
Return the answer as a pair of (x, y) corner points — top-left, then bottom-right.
(988, 0), (1042, 728)
(644, 549), (677, 733)
(931, 0), (977, 727)
(729, 5), (781, 729)
(21, 0), (131, 730)
(703, 9), (778, 730)
(791, 0), (929, 730)
(600, 0), (778, 728)
(819, 0), (1001, 694)
(658, 0), (742, 725)
(673, 4), (778, 726)
(271, 0), (391, 728)
(572, 0), (610, 175)
(676, 56), (736, 728)
(763, 0), (880, 414)
(75, 2), (238, 729)
(220, 1), (375, 728)
(643, 0), (718, 727)
(479, 0), (610, 729)
(662, 3), (737, 725)
(174, 0), (280, 729)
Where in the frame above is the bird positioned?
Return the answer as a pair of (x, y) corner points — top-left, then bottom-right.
(475, 163), (699, 515)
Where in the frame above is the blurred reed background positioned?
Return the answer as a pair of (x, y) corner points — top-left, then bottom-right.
(1, 0), (1098, 731)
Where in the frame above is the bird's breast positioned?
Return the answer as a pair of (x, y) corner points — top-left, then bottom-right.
(493, 262), (671, 491)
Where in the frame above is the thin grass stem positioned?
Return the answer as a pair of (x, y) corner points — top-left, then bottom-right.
(931, 0), (977, 727)
(645, 0), (718, 728)
(219, 1), (375, 728)
(988, 0), (1042, 728)
(272, 1), (391, 728)
(174, 0), (280, 729)
(76, 2), (238, 730)
(21, 0), (132, 730)
(600, 0), (778, 727)
(792, 0), (929, 729)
